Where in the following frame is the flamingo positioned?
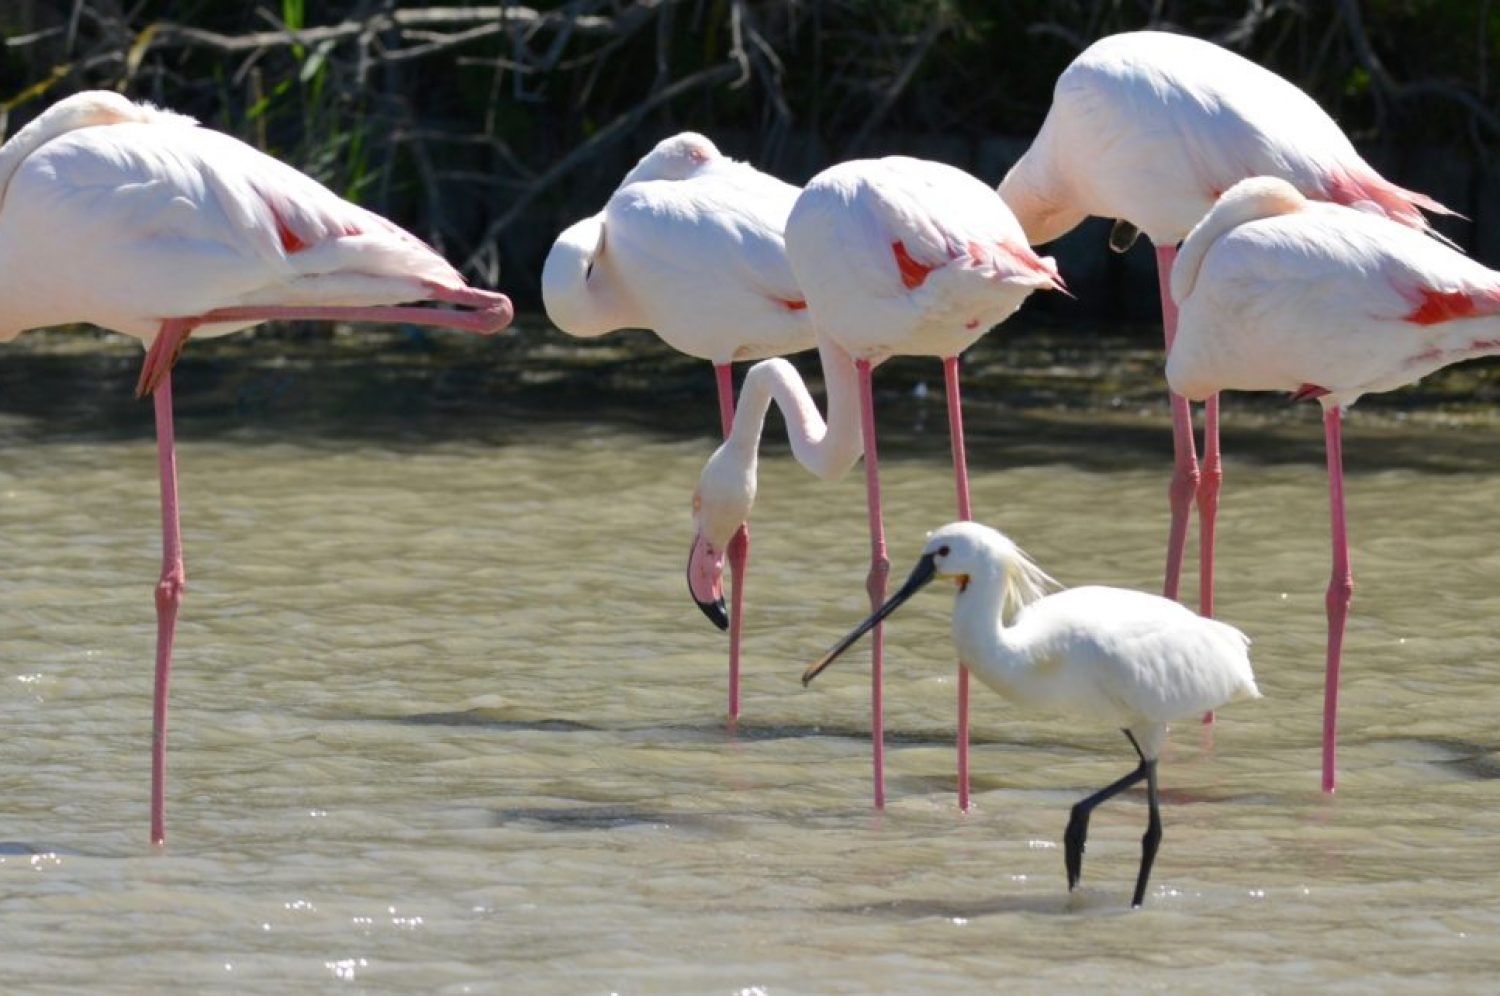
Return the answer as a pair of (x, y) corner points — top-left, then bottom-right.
(803, 521), (1259, 908)
(542, 132), (813, 722)
(0, 91), (514, 844)
(1168, 176), (1500, 792)
(689, 157), (1066, 808)
(998, 29), (1452, 628)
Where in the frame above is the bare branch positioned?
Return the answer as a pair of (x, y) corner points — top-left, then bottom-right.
(4, 26), (67, 50)
(849, 16), (946, 152)
(1338, 0), (1499, 149)
(1023, 21), (1088, 53)
(136, 5), (628, 58)
(463, 57), (745, 282)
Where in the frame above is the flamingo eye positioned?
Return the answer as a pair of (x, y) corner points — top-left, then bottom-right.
(937, 545), (951, 557)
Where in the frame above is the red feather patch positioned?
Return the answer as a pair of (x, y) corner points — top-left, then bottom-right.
(1406, 288), (1477, 326)
(271, 207), (309, 254)
(892, 241), (935, 290)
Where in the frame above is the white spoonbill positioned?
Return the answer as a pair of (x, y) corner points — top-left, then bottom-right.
(690, 157), (1066, 808)
(803, 521), (1259, 908)
(543, 132), (812, 721)
(1168, 175), (1500, 792)
(0, 91), (514, 844)
(999, 29), (1452, 624)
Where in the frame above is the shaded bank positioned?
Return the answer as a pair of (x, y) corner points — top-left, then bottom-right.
(6, 322), (1500, 479)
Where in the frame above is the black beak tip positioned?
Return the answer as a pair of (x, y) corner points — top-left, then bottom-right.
(696, 597), (729, 632)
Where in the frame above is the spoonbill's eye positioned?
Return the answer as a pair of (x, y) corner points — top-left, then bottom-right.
(937, 545), (951, 557)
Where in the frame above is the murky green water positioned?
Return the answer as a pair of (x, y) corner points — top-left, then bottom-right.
(3, 323), (1500, 992)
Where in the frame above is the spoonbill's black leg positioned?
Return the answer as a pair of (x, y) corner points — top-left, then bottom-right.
(1132, 757), (1163, 908)
(1063, 732), (1150, 894)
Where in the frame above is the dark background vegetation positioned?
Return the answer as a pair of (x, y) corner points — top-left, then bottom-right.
(2, 1), (1498, 324)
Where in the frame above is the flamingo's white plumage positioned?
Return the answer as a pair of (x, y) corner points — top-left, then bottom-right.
(1168, 176), (1500, 792)
(0, 91), (513, 844)
(542, 132), (812, 365)
(999, 29), (1451, 640)
(690, 156), (1065, 807)
(543, 132), (813, 721)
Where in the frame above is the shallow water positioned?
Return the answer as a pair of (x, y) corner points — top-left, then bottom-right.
(3, 324), (1500, 992)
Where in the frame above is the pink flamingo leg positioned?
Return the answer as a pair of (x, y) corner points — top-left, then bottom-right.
(1155, 244), (1200, 603)
(135, 287), (514, 396)
(150, 352), (189, 846)
(1198, 394), (1222, 618)
(1199, 394), (1223, 724)
(1322, 405), (1354, 793)
(133, 287), (512, 842)
(856, 359), (888, 810)
(714, 363), (748, 723)
(943, 356), (972, 812)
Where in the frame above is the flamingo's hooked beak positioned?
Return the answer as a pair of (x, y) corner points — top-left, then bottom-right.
(687, 532), (729, 631)
(802, 552), (937, 685)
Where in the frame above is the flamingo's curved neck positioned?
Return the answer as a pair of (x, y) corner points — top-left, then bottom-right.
(1171, 181), (1304, 305)
(997, 121), (1087, 247)
(722, 337), (865, 482)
